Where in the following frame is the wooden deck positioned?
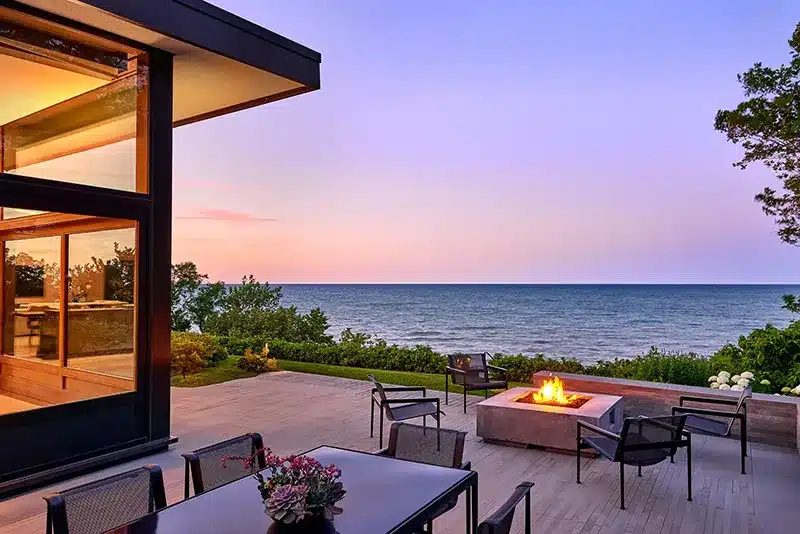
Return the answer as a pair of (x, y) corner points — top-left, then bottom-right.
(2, 371), (799, 533)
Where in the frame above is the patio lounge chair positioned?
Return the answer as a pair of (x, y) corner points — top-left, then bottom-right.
(182, 433), (266, 498)
(577, 415), (690, 510)
(44, 464), (167, 534)
(375, 423), (468, 533)
(477, 482), (534, 534)
(445, 352), (509, 413)
(369, 374), (443, 448)
(672, 386), (751, 474)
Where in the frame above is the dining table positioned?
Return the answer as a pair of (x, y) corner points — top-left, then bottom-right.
(107, 445), (479, 534)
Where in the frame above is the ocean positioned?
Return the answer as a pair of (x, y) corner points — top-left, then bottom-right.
(280, 284), (799, 364)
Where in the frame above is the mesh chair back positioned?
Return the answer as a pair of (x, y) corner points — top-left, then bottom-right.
(477, 482), (534, 534)
(185, 433), (266, 495)
(619, 415), (687, 465)
(725, 387), (752, 434)
(448, 353), (489, 386)
(44, 465), (166, 534)
(387, 423), (466, 467)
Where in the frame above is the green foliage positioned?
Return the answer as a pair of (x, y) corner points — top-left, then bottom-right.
(224, 275), (282, 313)
(592, 348), (712, 387)
(782, 294), (800, 313)
(227, 333), (448, 374)
(709, 321), (800, 391)
(237, 347), (278, 373)
(715, 23), (800, 245)
(171, 262), (207, 331)
(170, 263), (333, 343)
(488, 353), (585, 382)
(171, 331), (228, 370)
(171, 351), (204, 379)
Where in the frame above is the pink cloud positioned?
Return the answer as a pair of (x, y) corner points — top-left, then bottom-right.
(175, 208), (277, 222)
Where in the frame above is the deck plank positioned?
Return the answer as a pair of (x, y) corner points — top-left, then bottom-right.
(0, 371), (798, 534)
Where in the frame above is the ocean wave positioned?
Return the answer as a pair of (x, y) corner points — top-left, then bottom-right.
(452, 325), (502, 331)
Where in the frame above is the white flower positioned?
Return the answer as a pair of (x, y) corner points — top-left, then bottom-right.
(731, 385), (744, 392)
(741, 372), (754, 380)
(731, 375), (741, 383)
(716, 375), (730, 384)
(708, 376), (719, 383)
(719, 384), (731, 390)
(774, 393), (781, 396)
(737, 378), (750, 388)
(710, 382), (720, 389)
(718, 371), (731, 378)
(760, 379), (771, 386)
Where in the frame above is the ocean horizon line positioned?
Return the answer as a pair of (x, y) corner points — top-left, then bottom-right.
(263, 282), (800, 287)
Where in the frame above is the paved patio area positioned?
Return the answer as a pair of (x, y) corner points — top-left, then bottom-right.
(2, 371), (799, 533)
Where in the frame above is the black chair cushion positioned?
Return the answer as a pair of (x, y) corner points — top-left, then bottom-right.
(464, 380), (508, 391)
(684, 414), (730, 436)
(390, 402), (440, 422)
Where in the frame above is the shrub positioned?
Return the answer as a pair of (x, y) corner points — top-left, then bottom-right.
(171, 351), (205, 378)
(489, 353), (586, 382)
(171, 331), (228, 368)
(592, 348), (713, 387)
(710, 321), (800, 391)
(237, 346), (278, 373)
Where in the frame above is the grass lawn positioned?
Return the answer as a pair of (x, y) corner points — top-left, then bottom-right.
(172, 356), (519, 396)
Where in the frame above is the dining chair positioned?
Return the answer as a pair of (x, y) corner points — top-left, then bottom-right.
(369, 374), (443, 448)
(375, 422), (469, 533)
(182, 432), (266, 498)
(445, 352), (508, 413)
(577, 415), (690, 510)
(43, 464), (166, 534)
(672, 386), (751, 474)
(476, 482), (534, 534)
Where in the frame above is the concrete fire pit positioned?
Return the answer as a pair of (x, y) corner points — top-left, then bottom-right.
(476, 386), (624, 454)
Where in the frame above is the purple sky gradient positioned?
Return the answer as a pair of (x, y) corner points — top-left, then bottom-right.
(172, 0), (800, 283)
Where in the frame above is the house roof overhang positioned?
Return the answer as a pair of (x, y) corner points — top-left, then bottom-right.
(9, 0), (322, 126)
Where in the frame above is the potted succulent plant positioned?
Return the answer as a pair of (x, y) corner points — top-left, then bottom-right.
(225, 449), (346, 533)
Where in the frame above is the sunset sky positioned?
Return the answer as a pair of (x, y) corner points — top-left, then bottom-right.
(171, 0), (800, 284)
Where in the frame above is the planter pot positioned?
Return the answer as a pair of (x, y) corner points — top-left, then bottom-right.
(267, 515), (336, 534)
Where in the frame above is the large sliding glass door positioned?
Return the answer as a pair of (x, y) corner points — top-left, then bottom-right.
(0, 4), (159, 484)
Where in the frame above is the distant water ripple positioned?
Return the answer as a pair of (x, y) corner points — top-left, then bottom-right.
(280, 284), (798, 364)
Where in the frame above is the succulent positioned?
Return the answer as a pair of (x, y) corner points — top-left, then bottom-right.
(266, 484), (309, 524)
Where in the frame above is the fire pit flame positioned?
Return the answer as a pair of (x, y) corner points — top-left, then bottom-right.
(533, 376), (581, 406)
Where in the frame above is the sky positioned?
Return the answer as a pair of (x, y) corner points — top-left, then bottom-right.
(170, 0), (800, 284)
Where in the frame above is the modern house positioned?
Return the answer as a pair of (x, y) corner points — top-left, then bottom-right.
(0, 0), (320, 495)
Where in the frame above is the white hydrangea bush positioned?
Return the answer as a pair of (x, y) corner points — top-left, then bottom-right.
(707, 370), (757, 392)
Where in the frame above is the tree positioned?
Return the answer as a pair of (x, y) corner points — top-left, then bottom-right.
(223, 275), (282, 314)
(186, 281), (226, 333)
(715, 23), (800, 245)
(715, 23), (800, 313)
(171, 262), (207, 331)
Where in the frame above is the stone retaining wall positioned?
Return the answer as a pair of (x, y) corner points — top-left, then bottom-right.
(532, 371), (800, 452)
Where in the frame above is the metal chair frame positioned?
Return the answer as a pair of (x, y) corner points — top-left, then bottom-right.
(672, 387), (750, 474)
(445, 352), (508, 413)
(477, 482), (534, 534)
(577, 415), (691, 510)
(369, 374), (443, 449)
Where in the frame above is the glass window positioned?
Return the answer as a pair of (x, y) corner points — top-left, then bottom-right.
(67, 229), (136, 380)
(0, 208), (137, 413)
(0, 6), (148, 193)
(2, 236), (61, 362)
